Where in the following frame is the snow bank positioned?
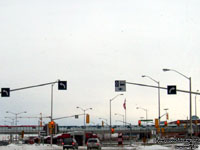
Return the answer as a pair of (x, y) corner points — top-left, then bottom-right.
(0, 144), (62, 150)
(137, 145), (170, 150)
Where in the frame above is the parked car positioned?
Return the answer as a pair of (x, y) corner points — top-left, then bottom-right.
(86, 138), (101, 150)
(62, 138), (78, 150)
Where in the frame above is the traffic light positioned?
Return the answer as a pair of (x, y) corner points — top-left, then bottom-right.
(86, 114), (90, 124)
(166, 113), (169, 120)
(111, 128), (115, 134)
(48, 121), (55, 129)
(164, 121), (168, 127)
(21, 130), (24, 138)
(138, 120), (141, 126)
(177, 120), (180, 126)
(155, 119), (159, 128)
(102, 121), (104, 127)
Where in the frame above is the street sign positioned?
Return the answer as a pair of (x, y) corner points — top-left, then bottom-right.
(1, 88), (10, 97)
(167, 85), (176, 94)
(115, 80), (126, 92)
(75, 115), (79, 119)
(58, 81), (67, 90)
(140, 119), (153, 122)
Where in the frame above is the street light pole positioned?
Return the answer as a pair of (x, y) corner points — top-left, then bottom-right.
(114, 113), (125, 126)
(99, 117), (108, 126)
(142, 75), (160, 125)
(50, 83), (55, 146)
(136, 107), (148, 123)
(163, 68), (192, 138)
(195, 90), (199, 117)
(6, 111), (27, 142)
(76, 106), (92, 146)
(76, 106), (92, 127)
(6, 111), (27, 126)
(109, 94), (123, 142)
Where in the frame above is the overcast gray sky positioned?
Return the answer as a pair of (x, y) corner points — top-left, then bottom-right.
(0, 0), (200, 126)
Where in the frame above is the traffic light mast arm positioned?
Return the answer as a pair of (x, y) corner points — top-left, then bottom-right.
(159, 112), (167, 119)
(125, 81), (200, 95)
(0, 81), (59, 94)
(53, 113), (84, 120)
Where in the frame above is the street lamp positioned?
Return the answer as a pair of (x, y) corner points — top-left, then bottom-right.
(136, 107), (148, 121)
(109, 94), (123, 141)
(114, 113), (125, 126)
(195, 90), (199, 117)
(76, 106), (92, 146)
(76, 106), (92, 127)
(142, 75), (160, 124)
(99, 117), (108, 126)
(6, 111), (27, 126)
(164, 108), (169, 121)
(163, 68), (192, 137)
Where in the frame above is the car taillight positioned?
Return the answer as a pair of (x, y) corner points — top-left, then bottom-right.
(86, 142), (88, 146)
(72, 142), (75, 145)
(62, 142), (64, 145)
(96, 143), (99, 146)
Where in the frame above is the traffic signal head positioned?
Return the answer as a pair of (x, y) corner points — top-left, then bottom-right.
(138, 120), (141, 126)
(102, 121), (104, 127)
(155, 119), (159, 128)
(111, 128), (115, 134)
(177, 120), (180, 126)
(164, 121), (168, 127)
(86, 114), (90, 124)
(166, 113), (169, 120)
(50, 121), (55, 125)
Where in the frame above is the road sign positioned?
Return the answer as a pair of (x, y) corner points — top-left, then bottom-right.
(75, 115), (79, 119)
(1, 88), (10, 97)
(140, 119), (153, 122)
(58, 81), (67, 90)
(167, 85), (176, 94)
(115, 80), (126, 92)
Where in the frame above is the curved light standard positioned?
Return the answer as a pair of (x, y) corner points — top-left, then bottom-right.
(109, 94), (123, 141)
(136, 107), (148, 121)
(76, 106), (92, 127)
(163, 68), (192, 137)
(195, 90), (199, 117)
(142, 75), (160, 124)
(114, 113), (125, 126)
(6, 111), (27, 126)
(6, 111), (27, 142)
(99, 117), (108, 126)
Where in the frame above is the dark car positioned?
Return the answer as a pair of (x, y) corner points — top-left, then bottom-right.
(87, 138), (101, 150)
(63, 138), (78, 150)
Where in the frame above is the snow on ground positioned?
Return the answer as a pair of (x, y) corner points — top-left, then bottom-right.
(0, 144), (62, 150)
(1, 144), (200, 150)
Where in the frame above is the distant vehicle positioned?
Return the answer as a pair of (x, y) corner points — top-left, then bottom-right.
(62, 138), (78, 150)
(86, 138), (101, 150)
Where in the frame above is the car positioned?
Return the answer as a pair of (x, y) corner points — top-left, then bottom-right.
(62, 138), (78, 150)
(86, 138), (101, 150)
